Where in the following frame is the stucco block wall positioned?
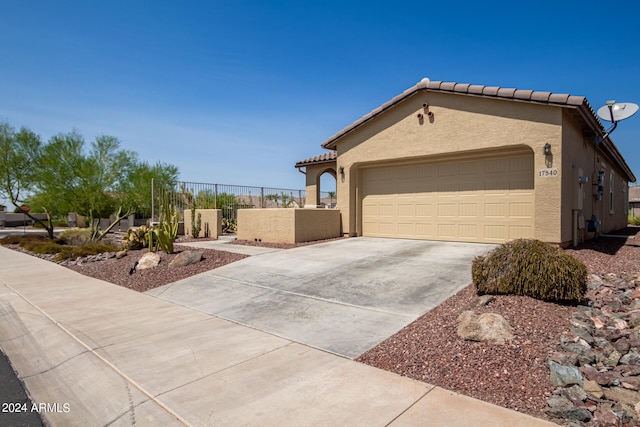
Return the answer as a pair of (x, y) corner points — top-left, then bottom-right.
(184, 209), (222, 238)
(334, 91), (563, 241)
(237, 208), (341, 244)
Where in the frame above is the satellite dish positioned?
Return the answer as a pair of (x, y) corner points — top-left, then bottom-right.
(597, 102), (639, 122)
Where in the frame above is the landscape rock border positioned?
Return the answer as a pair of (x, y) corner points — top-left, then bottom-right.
(546, 272), (640, 426)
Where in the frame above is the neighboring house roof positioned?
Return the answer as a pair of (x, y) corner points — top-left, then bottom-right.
(629, 186), (640, 203)
(320, 78), (635, 182)
(295, 151), (337, 168)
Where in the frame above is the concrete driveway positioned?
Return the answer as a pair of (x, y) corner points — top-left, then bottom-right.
(147, 237), (495, 358)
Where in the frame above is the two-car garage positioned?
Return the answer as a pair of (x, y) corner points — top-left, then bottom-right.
(360, 151), (535, 243)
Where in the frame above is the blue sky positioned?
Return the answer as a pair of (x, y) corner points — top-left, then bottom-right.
(2, 1), (640, 207)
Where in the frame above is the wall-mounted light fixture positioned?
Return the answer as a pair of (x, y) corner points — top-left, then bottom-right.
(338, 166), (344, 175)
(543, 143), (552, 156)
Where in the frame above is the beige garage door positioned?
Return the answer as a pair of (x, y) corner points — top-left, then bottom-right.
(361, 153), (534, 243)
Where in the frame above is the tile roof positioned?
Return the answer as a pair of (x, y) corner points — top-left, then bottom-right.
(295, 150), (337, 168)
(319, 78), (635, 182)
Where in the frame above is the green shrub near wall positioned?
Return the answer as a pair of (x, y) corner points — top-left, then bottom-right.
(472, 239), (587, 303)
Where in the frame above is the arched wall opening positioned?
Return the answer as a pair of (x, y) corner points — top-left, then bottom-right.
(318, 168), (337, 208)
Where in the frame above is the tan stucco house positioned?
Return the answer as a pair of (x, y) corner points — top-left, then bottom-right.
(296, 78), (636, 246)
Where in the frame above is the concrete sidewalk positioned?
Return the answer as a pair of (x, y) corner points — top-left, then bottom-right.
(0, 247), (558, 426)
(175, 235), (283, 256)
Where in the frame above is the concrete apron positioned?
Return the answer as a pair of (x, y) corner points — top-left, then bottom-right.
(0, 246), (558, 427)
(149, 237), (495, 358)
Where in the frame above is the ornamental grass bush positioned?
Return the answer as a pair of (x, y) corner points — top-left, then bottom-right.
(472, 239), (587, 303)
(54, 243), (120, 261)
(58, 228), (91, 246)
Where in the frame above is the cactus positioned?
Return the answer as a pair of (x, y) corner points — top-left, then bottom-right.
(153, 193), (180, 253)
(123, 225), (153, 250)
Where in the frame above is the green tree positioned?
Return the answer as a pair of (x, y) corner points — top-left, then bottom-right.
(216, 192), (238, 218)
(0, 121), (57, 237)
(119, 161), (179, 218)
(34, 132), (137, 240)
(195, 189), (217, 209)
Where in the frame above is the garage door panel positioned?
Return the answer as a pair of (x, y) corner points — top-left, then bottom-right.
(437, 223), (457, 238)
(415, 223), (433, 236)
(485, 203), (507, 217)
(415, 203), (433, 217)
(459, 203), (479, 217)
(510, 155), (533, 172)
(398, 203), (415, 217)
(484, 225), (508, 241)
(438, 163), (459, 177)
(485, 158), (509, 174)
(398, 222), (415, 236)
(361, 153), (534, 243)
(437, 203), (457, 217)
(509, 202), (533, 217)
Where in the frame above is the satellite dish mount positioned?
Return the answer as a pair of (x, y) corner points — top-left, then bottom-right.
(596, 100), (639, 143)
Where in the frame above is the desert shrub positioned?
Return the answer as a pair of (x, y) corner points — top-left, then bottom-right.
(21, 237), (57, 251)
(55, 243), (119, 261)
(58, 228), (92, 246)
(629, 215), (640, 226)
(0, 235), (28, 245)
(0, 234), (49, 246)
(472, 239), (587, 302)
(31, 242), (65, 254)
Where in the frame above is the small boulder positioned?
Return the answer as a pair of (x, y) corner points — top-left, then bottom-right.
(549, 351), (579, 367)
(561, 384), (588, 404)
(603, 386), (640, 408)
(583, 379), (604, 399)
(546, 394), (575, 417)
(593, 407), (620, 426)
(168, 250), (203, 269)
(621, 349), (640, 366)
(137, 252), (161, 270)
(456, 311), (514, 345)
(549, 360), (583, 387)
(561, 408), (592, 422)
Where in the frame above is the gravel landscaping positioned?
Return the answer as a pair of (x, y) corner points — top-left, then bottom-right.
(358, 228), (640, 426)
(3, 228), (640, 425)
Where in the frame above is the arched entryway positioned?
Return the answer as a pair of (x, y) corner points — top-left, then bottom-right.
(294, 151), (337, 208)
(318, 169), (337, 208)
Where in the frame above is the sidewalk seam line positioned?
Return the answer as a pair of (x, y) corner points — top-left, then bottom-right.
(384, 385), (437, 426)
(1, 280), (194, 427)
(153, 342), (293, 399)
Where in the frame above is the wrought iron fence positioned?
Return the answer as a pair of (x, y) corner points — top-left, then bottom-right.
(152, 180), (334, 221)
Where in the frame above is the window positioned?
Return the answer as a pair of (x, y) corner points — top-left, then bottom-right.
(610, 172), (614, 213)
